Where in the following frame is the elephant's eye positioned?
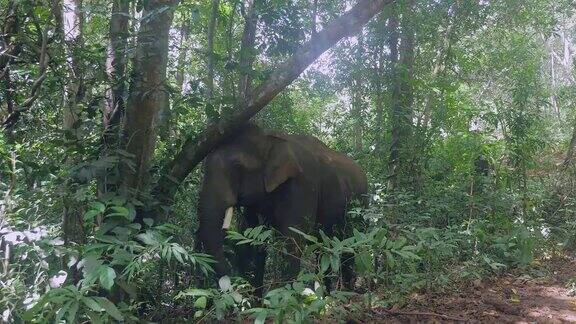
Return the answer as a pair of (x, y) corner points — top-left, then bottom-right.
(233, 153), (259, 170)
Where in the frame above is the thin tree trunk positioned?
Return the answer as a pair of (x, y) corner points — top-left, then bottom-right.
(62, 0), (84, 139)
(386, 7), (400, 190)
(61, 0), (86, 247)
(418, 3), (456, 129)
(223, 0), (238, 99)
(550, 47), (560, 119)
(565, 121), (576, 167)
(352, 30), (365, 152)
(237, 0), (259, 103)
(175, 23), (189, 92)
(153, 0), (394, 217)
(373, 14), (386, 153)
(388, 0), (415, 191)
(0, 0), (20, 72)
(103, 0), (129, 146)
(206, 0), (220, 101)
(120, 0), (177, 193)
(1, 0), (17, 114)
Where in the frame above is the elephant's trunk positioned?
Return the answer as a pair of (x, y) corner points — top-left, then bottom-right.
(197, 200), (233, 276)
(196, 154), (238, 276)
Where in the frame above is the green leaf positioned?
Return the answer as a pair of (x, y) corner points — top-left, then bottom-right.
(320, 254), (330, 273)
(84, 209), (101, 221)
(82, 297), (104, 312)
(194, 296), (207, 309)
(55, 300), (72, 322)
(99, 266), (116, 290)
(67, 300), (80, 323)
(86, 310), (104, 324)
(176, 288), (213, 299)
(94, 297), (124, 321)
(107, 206), (131, 220)
(136, 232), (158, 245)
(173, 248), (184, 264)
(289, 227), (318, 243)
(255, 310), (268, 324)
(331, 254), (340, 273)
(90, 201), (106, 213)
(143, 218), (154, 227)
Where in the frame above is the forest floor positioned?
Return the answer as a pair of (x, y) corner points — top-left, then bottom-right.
(348, 257), (576, 323)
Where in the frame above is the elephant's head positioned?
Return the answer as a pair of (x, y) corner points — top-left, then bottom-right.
(196, 124), (302, 275)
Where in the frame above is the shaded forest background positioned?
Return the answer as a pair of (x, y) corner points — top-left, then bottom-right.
(1, 0), (576, 322)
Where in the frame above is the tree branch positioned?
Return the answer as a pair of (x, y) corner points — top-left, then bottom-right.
(2, 26), (49, 130)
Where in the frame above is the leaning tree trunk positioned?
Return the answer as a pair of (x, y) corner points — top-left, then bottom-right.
(152, 0), (395, 220)
(120, 0), (177, 194)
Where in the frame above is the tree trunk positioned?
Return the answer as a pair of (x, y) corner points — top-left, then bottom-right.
(103, 0), (129, 147)
(352, 30), (365, 153)
(206, 0), (220, 102)
(175, 23), (189, 93)
(62, 0), (85, 140)
(223, 0), (239, 99)
(0, 0), (20, 72)
(237, 0), (259, 103)
(120, 0), (177, 194)
(153, 0), (394, 217)
(388, 0), (415, 191)
(565, 120), (576, 167)
(386, 6), (400, 190)
(372, 14), (386, 153)
(1, 0), (18, 117)
(60, 0), (87, 252)
(418, 3), (456, 129)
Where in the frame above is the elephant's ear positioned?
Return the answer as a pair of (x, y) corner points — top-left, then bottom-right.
(264, 138), (303, 193)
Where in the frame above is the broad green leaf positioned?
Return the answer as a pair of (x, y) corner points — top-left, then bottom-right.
(90, 201), (106, 213)
(94, 297), (123, 321)
(99, 266), (116, 290)
(255, 310), (268, 324)
(82, 297), (104, 312)
(289, 227), (318, 243)
(194, 296), (207, 309)
(321, 254), (330, 273)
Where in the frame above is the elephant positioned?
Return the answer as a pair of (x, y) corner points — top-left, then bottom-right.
(195, 123), (367, 295)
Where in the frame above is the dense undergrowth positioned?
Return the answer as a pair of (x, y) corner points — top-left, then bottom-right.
(2, 149), (575, 322)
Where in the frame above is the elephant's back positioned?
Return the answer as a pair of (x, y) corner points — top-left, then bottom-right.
(287, 134), (367, 200)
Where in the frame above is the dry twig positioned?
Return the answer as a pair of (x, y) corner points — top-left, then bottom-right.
(376, 307), (468, 322)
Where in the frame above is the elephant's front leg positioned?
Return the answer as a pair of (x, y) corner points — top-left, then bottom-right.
(196, 221), (229, 276)
(234, 207), (267, 298)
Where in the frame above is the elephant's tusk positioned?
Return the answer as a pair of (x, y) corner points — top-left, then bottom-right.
(222, 207), (233, 229)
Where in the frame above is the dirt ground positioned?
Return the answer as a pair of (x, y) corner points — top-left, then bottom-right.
(352, 258), (576, 323)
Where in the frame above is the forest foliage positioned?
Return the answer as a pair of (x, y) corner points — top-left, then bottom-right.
(1, 0), (576, 322)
